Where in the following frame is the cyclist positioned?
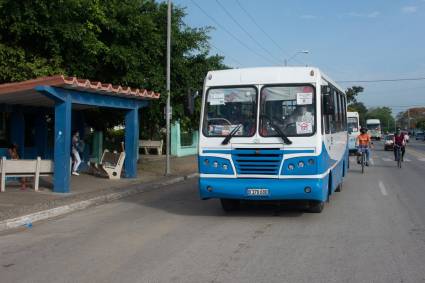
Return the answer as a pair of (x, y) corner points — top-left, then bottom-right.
(393, 127), (406, 161)
(356, 127), (372, 166)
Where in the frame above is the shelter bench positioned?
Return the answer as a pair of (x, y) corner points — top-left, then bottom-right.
(90, 150), (125, 180)
(139, 140), (163, 155)
(0, 157), (54, 192)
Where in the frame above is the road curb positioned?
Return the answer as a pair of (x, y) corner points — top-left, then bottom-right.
(0, 172), (199, 232)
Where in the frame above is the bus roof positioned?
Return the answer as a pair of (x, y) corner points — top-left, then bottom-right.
(204, 66), (344, 92)
(347, 111), (359, 117)
(366, 119), (381, 124)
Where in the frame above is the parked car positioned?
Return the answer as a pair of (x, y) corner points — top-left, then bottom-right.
(384, 134), (394, 151)
(415, 132), (424, 140)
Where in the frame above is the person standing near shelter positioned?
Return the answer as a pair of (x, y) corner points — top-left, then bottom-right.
(7, 144), (27, 189)
(71, 131), (82, 176)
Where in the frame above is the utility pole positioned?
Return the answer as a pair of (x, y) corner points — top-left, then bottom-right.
(165, 0), (171, 175)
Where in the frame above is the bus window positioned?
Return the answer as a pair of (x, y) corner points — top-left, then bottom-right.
(203, 87), (257, 137)
(347, 117), (359, 133)
(260, 85), (315, 137)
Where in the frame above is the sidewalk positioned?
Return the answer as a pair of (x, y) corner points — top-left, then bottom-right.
(0, 155), (198, 230)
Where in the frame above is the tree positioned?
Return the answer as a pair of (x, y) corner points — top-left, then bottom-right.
(0, 0), (227, 135)
(396, 107), (425, 130)
(345, 86), (364, 104)
(366, 107), (395, 133)
(347, 102), (368, 126)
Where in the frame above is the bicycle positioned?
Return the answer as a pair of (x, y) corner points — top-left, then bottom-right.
(394, 145), (402, 168)
(357, 146), (368, 174)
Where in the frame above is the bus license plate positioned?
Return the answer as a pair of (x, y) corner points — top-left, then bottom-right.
(246, 188), (269, 196)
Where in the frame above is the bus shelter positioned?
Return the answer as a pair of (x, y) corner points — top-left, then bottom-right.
(0, 76), (160, 193)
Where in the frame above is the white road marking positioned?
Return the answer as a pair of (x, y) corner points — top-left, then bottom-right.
(382, 158), (393, 162)
(370, 158), (375, 165)
(419, 158), (425, 162)
(404, 158), (411, 162)
(379, 181), (388, 196)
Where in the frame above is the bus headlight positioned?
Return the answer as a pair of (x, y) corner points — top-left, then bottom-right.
(213, 161), (218, 168)
(204, 159), (209, 166)
(308, 159), (315, 165)
(288, 164), (295, 170)
(298, 161), (305, 168)
(222, 164), (228, 170)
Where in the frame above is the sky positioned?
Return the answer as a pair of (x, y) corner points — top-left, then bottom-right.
(173, 0), (425, 115)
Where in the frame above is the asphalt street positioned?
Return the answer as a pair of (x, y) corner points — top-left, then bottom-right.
(1, 140), (425, 283)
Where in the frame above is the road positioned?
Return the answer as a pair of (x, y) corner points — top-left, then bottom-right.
(1, 140), (425, 283)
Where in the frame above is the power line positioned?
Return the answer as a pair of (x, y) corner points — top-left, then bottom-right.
(215, 0), (281, 64)
(190, 0), (277, 65)
(337, 77), (425, 83)
(234, 0), (305, 66)
(362, 84), (425, 94)
(367, 105), (425, 108)
(210, 43), (242, 66)
(235, 0), (283, 54)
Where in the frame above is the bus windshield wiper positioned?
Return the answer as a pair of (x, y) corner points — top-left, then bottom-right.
(260, 115), (292, 145)
(221, 124), (242, 145)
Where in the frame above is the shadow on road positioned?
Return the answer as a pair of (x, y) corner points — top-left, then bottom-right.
(122, 179), (304, 218)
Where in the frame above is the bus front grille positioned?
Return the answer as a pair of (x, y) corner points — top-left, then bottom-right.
(232, 148), (282, 175)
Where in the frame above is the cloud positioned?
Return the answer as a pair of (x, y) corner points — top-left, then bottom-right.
(344, 11), (381, 18)
(367, 11), (381, 18)
(300, 14), (317, 20)
(401, 6), (417, 13)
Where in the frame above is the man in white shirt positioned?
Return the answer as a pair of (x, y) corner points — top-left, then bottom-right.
(297, 105), (314, 124)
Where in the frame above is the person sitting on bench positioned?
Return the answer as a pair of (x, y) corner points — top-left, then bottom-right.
(7, 144), (27, 190)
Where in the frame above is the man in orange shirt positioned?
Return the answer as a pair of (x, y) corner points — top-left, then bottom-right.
(356, 127), (373, 166)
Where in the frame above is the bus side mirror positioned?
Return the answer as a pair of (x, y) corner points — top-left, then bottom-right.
(323, 94), (335, 115)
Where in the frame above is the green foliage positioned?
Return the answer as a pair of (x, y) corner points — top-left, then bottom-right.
(345, 86), (364, 104)
(366, 107), (395, 133)
(396, 107), (425, 130)
(347, 102), (368, 126)
(0, 44), (63, 81)
(417, 119), (425, 131)
(0, 0), (226, 136)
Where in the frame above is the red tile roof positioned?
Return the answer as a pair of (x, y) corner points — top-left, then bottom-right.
(0, 75), (160, 100)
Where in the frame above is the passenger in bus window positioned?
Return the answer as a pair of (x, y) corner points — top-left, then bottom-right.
(296, 105), (314, 124)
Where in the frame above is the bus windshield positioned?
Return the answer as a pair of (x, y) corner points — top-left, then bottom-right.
(260, 85), (315, 137)
(203, 87), (257, 137)
(347, 117), (359, 133)
(368, 123), (380, 131)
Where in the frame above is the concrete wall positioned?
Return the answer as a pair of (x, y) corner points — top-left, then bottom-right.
(171, 121), (198, 157)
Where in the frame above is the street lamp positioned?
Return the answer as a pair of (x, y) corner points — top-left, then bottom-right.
(284, 50), (309, 66)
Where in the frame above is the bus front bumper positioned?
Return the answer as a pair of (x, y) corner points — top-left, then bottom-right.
(199, 177), (328, 202)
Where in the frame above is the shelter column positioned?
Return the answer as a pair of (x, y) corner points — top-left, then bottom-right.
(35, 112), (48, 158)
(10, 108), (25, 158)
(53, 95), (72, 193)
(124, 107), (139, 178)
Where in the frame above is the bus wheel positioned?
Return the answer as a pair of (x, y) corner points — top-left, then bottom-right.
(220, 199), (240, 212)
(308, 201), (324, 213)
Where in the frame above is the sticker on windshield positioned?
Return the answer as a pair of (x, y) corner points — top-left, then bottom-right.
(296, 121), (313, 134)
(296, 92), (313, 105)
(209, 93), (225, 105)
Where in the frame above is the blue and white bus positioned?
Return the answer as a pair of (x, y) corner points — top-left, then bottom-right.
(198, 67), (349, 213)
(347, 112), (360, 153)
